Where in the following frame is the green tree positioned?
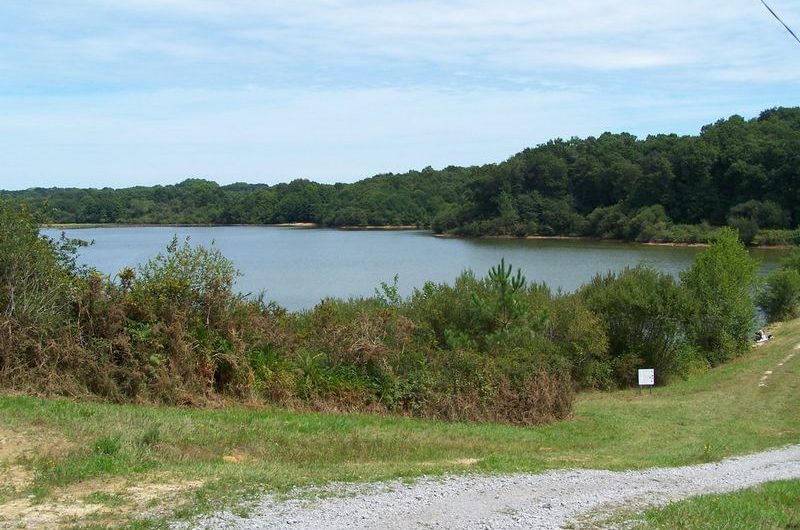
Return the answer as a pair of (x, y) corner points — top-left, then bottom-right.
(473, 258), (529, 332)
(681, 227), (758, 364)
(625, 205), (671, 241)
(495, 192), (520, 232)
(727, 199), (791, 244)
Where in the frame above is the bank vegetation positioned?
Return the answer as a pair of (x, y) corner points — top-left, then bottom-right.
(1, 199), (795, 425)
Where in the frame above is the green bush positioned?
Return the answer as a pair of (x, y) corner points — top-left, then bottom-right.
(757, 248), (800, 322)
(0, 200), (96, 392)
(396, 263), (574, 423)
(649, 222), (718, 244)
(581, 265), (695, 386)
(758, 268), (800, 322)
(127, 236), (240, 326)
(727, 200), (790, 244)
(625, 204), (671, 242)
(753, 228), (800, 246)
(546, 295), (611, 389)
(0, 199), (80, 331)
(728, 200), (790, 229)
(586, 205), (629, 239)
(681, 227), (759, 364)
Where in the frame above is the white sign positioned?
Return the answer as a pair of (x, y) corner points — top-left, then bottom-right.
(638, 368), (655, 386)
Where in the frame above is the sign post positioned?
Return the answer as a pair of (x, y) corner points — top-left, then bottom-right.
(638, 368), (655, 394)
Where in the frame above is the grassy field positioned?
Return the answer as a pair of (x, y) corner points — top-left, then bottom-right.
(1, 318), (799, 529)
(629, 479), (800, 529)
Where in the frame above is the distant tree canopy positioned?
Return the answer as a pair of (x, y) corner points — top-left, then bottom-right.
(2, 167), (473, 228)
(4, 107), (800, 243)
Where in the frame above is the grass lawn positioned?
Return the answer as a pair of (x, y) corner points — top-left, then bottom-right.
(629, 479), (800, 529)
(1, 318), (799, 528)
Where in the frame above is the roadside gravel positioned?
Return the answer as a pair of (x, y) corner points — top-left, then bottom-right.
(176, 444), (800, 530)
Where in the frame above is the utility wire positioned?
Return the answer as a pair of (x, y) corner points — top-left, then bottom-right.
(760, 0), (800, 45)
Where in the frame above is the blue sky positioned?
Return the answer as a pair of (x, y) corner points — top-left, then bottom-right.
(1, 0), (799, 190)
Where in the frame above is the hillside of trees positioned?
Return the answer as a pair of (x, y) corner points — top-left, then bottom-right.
(4, 107), (800, 244)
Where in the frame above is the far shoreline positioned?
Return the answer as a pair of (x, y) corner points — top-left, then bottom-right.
(41, 222), (422, 231)
(40, 222), (794, 249)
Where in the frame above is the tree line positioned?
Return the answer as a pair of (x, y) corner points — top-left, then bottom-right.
(3, 107), (800, 244)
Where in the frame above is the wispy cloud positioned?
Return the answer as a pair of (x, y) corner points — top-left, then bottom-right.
(6, 0), (799, 89)
(0, 1), (798, 188)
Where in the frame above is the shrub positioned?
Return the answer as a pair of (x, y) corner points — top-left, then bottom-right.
(0, 200), (94, 390)
(581, 265), (694, 386)
(406, 271), (485, 350)
(0, 200), (80, 331)
(728, 217), (759, 245)
(128, 236), (240, 327)
(681, 227), (758, 364)
(403, 263), (573, 423)
(586, 205), (628, 239)
(546, 295), (611, 389)
(728, 200), (790, 229)
(727, 200), (791, 245)
(5, 198), (773, 426)
(753, 229), (800, 246)
(625, 205), (671, 242)
(757, 248), (800, 323)
(758, 268), (800, 322)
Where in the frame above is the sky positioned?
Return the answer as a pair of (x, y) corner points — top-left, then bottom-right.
(1, 1), (799, 190)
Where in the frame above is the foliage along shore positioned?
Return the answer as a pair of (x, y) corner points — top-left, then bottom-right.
(41, 222), (422, 230)
(35, 222), (800, 248)
(7, 197), (800, 428)
(5, 106), (800, 246)
(40, 223), (796, 250)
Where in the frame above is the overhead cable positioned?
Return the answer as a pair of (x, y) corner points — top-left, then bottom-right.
(760, 0), (800, 45)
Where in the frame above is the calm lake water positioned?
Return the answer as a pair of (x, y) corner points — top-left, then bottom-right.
(42, 226), (788, 311)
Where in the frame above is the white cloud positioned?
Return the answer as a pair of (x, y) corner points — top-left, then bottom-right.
(1, 0), (799, 188)
(9, 0), (799, 81)
(0, 82), (782, 189)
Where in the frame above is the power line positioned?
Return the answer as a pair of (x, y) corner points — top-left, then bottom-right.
(760, 0), (800, 45)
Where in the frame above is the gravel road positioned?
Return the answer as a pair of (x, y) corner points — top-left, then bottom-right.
(177, 444), (800, 530)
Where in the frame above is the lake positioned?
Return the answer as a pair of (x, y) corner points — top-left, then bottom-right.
(42, 226), (788, 311)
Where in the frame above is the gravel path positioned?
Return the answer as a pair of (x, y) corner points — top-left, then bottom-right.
(178, 445), (800, 530)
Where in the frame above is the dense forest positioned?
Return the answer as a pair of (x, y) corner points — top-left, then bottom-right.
(4, 107), (800, 244)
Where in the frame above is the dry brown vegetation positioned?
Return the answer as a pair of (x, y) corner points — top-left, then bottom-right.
(1, 201), (578, 425)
